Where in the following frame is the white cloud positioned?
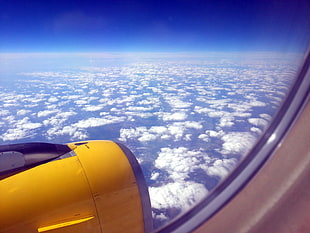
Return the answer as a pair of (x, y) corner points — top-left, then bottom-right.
(46, 125), (88, 140)
(127, 106), (153, 111)
(194, 106), (212, 114)
(48, 96), (59, 103)
(208, 111), (227, 118)
(250, 127), (263, 134)
(17, 109), (31, 116)
(0, 110), (10, 116)
(198, 134), (209, 142)
(221, 132), (257, 156)
(176, 121), (203, 130)
(219, 115), (234, 127)
(119, 127), (147, 141)
(43, 111), (76, 127)
(75, 99), (88, 105)
(124, 111), (154, 118)
(162, 112), (188, 121)
(248, 100), (266, 107)
(82, 105), (104, 112)
(0, 117), (42, 141)
(155, 147), (210, 181)
(16, 117), (42, 129)
(1, 128), (30, 141)
(74, 116), (126, 128)
(149, 181), (208, 211)
(120, 121), (203, 143)
(167, 98), (192, 109)
(22, 122), (42, 130)
(37, 110), (58, 117)
(206, 158), (237, 179)
(248, 118), (269, 128)
(205, 130), (224, 138)
(149, 126), (168, 135)
(260, 113), (272, 121)
(167, 125), (184, 141)
(138, 133), (158, 142)
(150, 172), (160, 181)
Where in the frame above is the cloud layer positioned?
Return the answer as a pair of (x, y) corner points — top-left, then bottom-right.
(0, 52), (298, 228)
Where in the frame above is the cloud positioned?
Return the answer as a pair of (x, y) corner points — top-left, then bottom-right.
(221, 132), (257, 156)
(126, 106), (154, 111)
(43, 111), (76, 127)
(250, 127), (263, 135)
(248, 118), (269, 128)
(48, 96), (59, 103)
(149, 181), (208, 212)
(0, 117), (42, 141)
(219, 115), (234, 127)
(37, 110), (58, 117)
(174, 121), (203, 130)
(138, 132), (158, 142)
(205, 130), (224, 138)
(46, 125), (88, 140)
(248, 100), (266, 107)
(1, 128), (31, 141)
(75, 99), (88, 105)
(149, 126), (168, 135)
(205, 158), (238, 179)
(82, 105), (104, 112)
(166, 97), (192, 109)
(198, 134), (209, 142)
(119, 127), (147, 141)
(119, 120), (203, 143)
(0, 110), (10, 116)
(162, 112), (188, 121)
(155, 147), (210, 182)
(260, 113), (272, 121)
(17, 109), (31, 116)
(22, 122), (42, 130)
(74, 116), (126, 129)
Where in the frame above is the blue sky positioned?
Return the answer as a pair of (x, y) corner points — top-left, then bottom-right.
(0, 0), (309, 52)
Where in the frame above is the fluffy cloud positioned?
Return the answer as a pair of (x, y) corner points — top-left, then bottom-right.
(48, 96), (59, 103)
(248, 118), (269, 128)
(17, 109), (31, 116)
(149, 181), (207, 210)
(82, 105), (104, 112)
(205, 158), (238, 178)
(221, 132), (257, 156)
(162, 112), (188, 121)
(155, 147), (209, 181)
(37, 110), (58, 117)
(119, 121), (203, 143)
(0, 117), (42, 141)
(167, 98), (192, 109)
(0, 110), (10, 116)
(74, 116), (126, 128)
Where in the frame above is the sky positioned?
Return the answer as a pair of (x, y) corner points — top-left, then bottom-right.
(0, 0), (309, 52)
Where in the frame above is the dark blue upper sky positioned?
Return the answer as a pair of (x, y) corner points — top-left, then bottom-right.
(0, 0), (309, 52)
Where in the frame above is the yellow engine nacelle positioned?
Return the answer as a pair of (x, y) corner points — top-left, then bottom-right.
(0, 141), (152, 233)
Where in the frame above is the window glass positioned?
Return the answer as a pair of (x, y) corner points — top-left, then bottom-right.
(0, 0), (309, 230)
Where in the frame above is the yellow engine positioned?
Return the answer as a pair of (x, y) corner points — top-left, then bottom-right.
(0, 141), (152, 233)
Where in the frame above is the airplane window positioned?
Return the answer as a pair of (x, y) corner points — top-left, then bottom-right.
(0, 0), (309, 232)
